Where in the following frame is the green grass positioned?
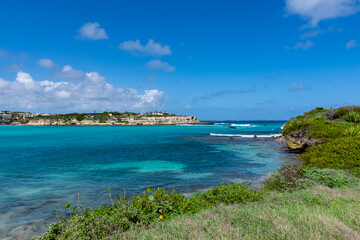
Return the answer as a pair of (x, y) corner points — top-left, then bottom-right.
(119, 185), (360, 240)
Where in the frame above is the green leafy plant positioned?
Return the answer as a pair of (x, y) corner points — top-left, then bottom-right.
(344, 125), (360, 137)
(345, 111), (360, 123)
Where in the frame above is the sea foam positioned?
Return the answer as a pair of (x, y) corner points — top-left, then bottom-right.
(210, 133), (282, 138)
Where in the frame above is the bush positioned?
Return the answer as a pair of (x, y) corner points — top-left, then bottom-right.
(302, 168), (359, 188)
(263, 166), (308, 191)
(263, 166), (359, 192)
(304, 107), (327, 118)
(347, 168), (360, 178)
(184, 183), (262, 213)
(345, 111), (360, 123)
(75, 114), (85, 122)
(344, 125), (360, 137)
(283, 119), (308, 136)
(306, 121), (346, 141)
(40, 183), (262, 239)
(311, 115), (325, 121)
(301, 137), (360, 169)
(335, 107), (348, 118)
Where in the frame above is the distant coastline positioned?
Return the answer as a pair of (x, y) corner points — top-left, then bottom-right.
(0, 111), (200, 126)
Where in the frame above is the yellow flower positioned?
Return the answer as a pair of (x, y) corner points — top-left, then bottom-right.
(159, 215), (163, 220)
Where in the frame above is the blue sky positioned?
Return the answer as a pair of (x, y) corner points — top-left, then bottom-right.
(0, 0), (359, 120)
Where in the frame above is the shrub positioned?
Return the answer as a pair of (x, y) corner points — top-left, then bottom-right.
(347, 168), (360, 178)
(263, 166), (309, 191)
(301, 137), (360, 169)
(75, 114), (85, 122)
(335, 107), (348, 118)
(306, 121), (346, 141)
(283, 119), (308, 136)
(304, 107), (327, 118)
(263, 166), (359, 192)
(345, 111), (360, 123)
(184, 183), (262, 213)
(311, 115), (325, 121)
(40, 183), (262, 239)
(344, 125), (360, 137)
(302, 168), (359, 188)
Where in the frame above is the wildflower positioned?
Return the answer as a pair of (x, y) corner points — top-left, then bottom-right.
(159, 215), (163, 220)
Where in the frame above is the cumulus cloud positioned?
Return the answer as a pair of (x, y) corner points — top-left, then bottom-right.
(52, 65), (85, 81)
(37, 59), (55, 68)
(0, 70), (167, 112)
(3, 63), (21, 72)
(346, 40), (358, 49)
(118, 39), (171, 57)
(286, 0), (360, 26)
(192, 88), (256, 103)
(289, 82), (310, 91)
(146, 59), (175, 72)
(286, 40), (314, 50)
(77, 22), (108, 40)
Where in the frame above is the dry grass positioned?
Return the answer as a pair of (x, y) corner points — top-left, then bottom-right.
(117, 185), (360, 240)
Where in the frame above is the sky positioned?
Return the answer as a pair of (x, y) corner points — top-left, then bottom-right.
(0, 0), (360, 120)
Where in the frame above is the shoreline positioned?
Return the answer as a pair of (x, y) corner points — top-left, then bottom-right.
(0, 122), (214, 126)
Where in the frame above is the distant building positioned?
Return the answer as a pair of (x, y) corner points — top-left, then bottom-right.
(145, 111), (169, 116)
(84, 113), (102, 117)
(0, 113), (13, 120)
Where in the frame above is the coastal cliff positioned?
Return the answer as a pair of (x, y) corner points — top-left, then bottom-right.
(1, 111), (200, 126)
(25, 115), (199, 126)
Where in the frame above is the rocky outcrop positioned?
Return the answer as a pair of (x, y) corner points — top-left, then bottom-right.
(282, 128), (324, 152)
(23, 116), (199, 126)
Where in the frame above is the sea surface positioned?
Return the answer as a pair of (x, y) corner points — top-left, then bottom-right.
(0, 121), (298, 239)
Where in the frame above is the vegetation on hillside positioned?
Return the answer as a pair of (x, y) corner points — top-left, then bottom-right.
(38, 106), (360, 239)
(283, 106), (360, 176)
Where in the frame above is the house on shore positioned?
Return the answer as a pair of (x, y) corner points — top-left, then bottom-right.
(144, 111), (169, 116)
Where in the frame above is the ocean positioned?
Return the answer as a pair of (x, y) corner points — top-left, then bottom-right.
(0, 121), (298, 239)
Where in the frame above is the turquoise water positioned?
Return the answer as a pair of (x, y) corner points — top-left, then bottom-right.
(0, 121), (298, 239)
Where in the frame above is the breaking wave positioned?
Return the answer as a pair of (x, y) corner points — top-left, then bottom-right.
(210, 133), (282, 138)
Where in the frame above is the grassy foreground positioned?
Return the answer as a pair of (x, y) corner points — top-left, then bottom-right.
(120, 185), (360, 240)
(38, 106), (360, 239)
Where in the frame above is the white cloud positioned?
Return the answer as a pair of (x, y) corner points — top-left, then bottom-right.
(52, 65), (85, 81)
(119, 39), (171, 57)
(16, 71), (35, 89)
(289, 82), (309, 91)
(37, 59), (55, 68)
(77, 22), (108, 40)
(146, 59), (175, 72)
(185, 104), (192, 109)
(286, 40), (314, 50)
(3, 63), (21, 72)
(286, 0), (360, 26)
(346, 39), (358, 49)
(0, 70), (167, 112)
